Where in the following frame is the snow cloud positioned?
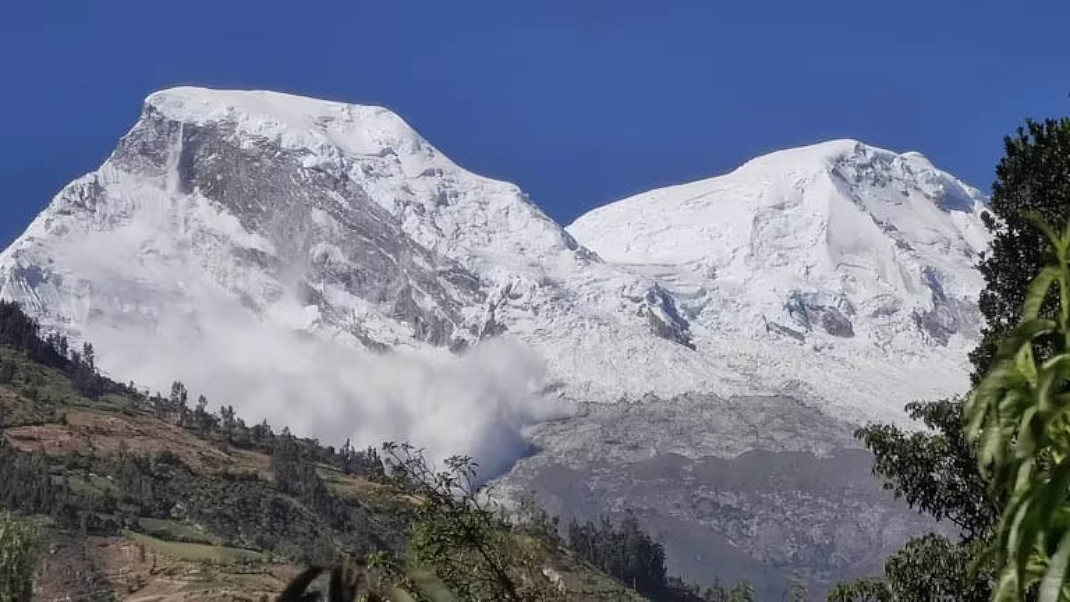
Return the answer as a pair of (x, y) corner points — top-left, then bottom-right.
(39, 190), (567, 482)
(82, 290), (565, 481)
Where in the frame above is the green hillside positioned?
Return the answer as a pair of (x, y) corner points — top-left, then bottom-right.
(0, 301), (659, 601)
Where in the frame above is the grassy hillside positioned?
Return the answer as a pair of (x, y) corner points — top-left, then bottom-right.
(0, 303), (650, 601)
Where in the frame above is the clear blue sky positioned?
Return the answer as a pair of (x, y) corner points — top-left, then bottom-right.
(2, 1), (1067, 246)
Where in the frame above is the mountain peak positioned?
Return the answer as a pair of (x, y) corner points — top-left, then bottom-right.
(734, 139), (950, 182)
(142, 87), (428, 162)
(568, 138), (989, 405)
(146, 86), (392, 124)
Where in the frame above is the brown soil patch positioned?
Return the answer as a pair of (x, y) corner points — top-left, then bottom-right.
(35, 533), (298, 602)
(97, 536), (295, 602)
(5, 410), (265, 472)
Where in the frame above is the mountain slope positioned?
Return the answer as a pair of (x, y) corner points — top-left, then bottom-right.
(0, 93), (988, 436)
(0, 303), (649, 601)
(569, 139), (989, 423)
(496, 140), (989, 597)
(0, 87), (702, 470)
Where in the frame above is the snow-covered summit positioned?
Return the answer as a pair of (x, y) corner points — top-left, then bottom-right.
(145, 87), (421, 153)
(568, 139), (989, 421)
(141, 87), (576, 271)
(570, 140), (987, 334)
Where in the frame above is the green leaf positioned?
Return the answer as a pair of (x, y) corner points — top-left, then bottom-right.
(980, 409), (1008, 472)
(1024, 266), (1063, 320)
(386, 587), (419, 602)
(1025, 212), (1064, 257)
(997, 319), (1058, 361)
(1016, 408), (1039, 458)
(1037, 355), (1070, 418)
(1017, 342), (1040, 385)
(994, 564), (1021, 602)
(1040, 529), (1070, 602)
(406, 569), (458, 602)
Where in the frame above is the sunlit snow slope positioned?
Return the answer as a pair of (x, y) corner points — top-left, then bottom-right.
(569, 140), (990, 423)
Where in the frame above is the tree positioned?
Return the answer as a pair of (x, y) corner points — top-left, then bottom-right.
(168, 381), (189, 425)
(858, 397), (998, 540)
(567, 513), (668, 596)
(827, 577), (891, 602)
(81, 342), (94, 371)
(219, 405), (236, 442)
(882, 534), (989, 601)
(970, 118), (1070, 382)
(0, 512), (38, 602)
(278, 560), (460, 602)
(169, 381), (188, 412)
(193, 394), (215, 434)
(727, 583), (754, 602)
(785, 581), (808, 602)
(843, 400), (996, 601)
(251, 419), (273, 448)
(382, 443), (561, 601)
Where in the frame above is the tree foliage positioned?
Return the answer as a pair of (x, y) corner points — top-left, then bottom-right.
(882, 534), (989, 601)
(827, 577), (892, 602)
(383, 443), (561, 602)
(0, 512), (37, 602)
(0, 299), (653, 601)
(858, 398), (997, 540)
(846, 400), (996, 601)
(966, 218), (1070, 601)
(277, 559), (460, 602)
(566, 514), (667, 596)
(971, 118), (1070, 382)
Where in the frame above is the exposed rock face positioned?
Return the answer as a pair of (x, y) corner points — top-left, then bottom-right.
(1, 88), (990, 598)
(490, 395), (947, 600)
(643, 284), (695, 349)
(785, 292), (855, 338)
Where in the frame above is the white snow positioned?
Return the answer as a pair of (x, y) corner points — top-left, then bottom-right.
(0, 89), (992, 462)
(568, 139), (990, 423)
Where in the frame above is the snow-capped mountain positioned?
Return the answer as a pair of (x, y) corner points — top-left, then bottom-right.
(0, 87), (991, 594)
(569, 139), (989, 423)
(0, 87), (705, 410)
(0, 88), (988, 428)
(495, 142), (989, 596)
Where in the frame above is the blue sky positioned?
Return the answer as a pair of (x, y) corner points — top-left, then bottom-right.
(2, 1), (1067, 246)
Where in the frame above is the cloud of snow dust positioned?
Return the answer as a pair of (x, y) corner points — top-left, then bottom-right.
(86, 303), (564, 480)
(46, 192), (568, 482)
